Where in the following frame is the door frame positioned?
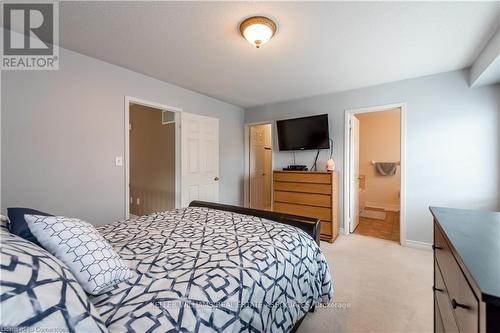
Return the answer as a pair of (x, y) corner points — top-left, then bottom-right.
(243, 121), (274, 208)
(349, 115), (361, 233)
(343, 102), (407, 245)
(124, 96), (183, 219)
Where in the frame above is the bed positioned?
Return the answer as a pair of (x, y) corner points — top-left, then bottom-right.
(1, 201), (333, 332)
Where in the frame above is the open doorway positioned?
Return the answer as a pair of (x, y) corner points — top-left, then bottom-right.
(125, 97), (182, 219)
(247, 123), (273, 210)
(344, 104), (406, 245)
(129, 104), (175, 217)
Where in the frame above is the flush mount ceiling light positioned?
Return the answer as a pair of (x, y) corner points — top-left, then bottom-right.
(239, 16), (277, 48)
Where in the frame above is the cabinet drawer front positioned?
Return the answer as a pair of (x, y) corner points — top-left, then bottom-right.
(435, 260), (459, 333)
(320, 220), (332, 236)
(434, 225), (479, 333)
(273, 202), (331, 221)
(274, 191), (332, 208)
(435, 299), (446, 333)
(274, 172), (331, 184)
(274, 181), (332, 194)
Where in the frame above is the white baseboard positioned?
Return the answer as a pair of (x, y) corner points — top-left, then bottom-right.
(339, 227), (345, 235)
(365, 202), (400, 212)
(404, 239), (432, 251)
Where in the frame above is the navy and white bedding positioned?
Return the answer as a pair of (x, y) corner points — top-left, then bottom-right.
(1, 207), (333, 332)
(0, 227), (107, 332)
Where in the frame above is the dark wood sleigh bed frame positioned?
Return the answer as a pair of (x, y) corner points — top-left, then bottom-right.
(189, 200), (322, 333)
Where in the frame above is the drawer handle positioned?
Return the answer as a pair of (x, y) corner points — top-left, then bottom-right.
(432, 245), (443, 250)
(451, 299), (469, 310)
(432, 286), (444, 293)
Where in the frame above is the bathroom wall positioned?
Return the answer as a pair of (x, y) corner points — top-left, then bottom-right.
(357, 109), (401, 210)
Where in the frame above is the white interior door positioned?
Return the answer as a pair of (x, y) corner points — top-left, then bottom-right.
(350, 115), (360, 232)
(181, 112), (219, 207)
(249, 125), (266, 209)
(249, 124), (272, 210)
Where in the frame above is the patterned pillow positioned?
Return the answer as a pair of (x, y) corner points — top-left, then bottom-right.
(25, 215), (132, 295)
(0, 215), (9, 231)
(0, 228), (107, 332)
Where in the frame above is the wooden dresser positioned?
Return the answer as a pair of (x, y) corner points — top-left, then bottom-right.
(273, 171), (339, 243)
(430, 207), (500, 333)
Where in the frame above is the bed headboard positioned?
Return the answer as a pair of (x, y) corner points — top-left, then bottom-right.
(189, 201), (321, 246)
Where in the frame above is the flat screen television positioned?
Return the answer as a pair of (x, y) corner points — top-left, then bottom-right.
(276, 114), (330, 151)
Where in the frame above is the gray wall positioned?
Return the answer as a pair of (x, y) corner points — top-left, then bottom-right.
(245, 70), (500, 244)
(2, 47), (244, 224)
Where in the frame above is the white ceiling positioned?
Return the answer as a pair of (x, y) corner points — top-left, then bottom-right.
(55, 2), (500, 107)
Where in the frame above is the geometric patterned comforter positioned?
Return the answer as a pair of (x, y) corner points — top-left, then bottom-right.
(0, 222), (107, 332)
(92, 207), (333, 332)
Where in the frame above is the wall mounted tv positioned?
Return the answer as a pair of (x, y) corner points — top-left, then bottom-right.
(276, 114), (330, 151)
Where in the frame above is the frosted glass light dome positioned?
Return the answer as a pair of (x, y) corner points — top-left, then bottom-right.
(239, 16), (277, 48)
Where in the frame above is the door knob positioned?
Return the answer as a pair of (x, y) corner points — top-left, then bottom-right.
(214, 177), (220, 181)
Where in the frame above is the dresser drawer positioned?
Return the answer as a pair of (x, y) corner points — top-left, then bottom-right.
(434, 225), (479, 332)
(273, 172), (331, 184)
(434, 259), (459, 333)
(273, 202), (332, 221)
(274, 181), (332, 194)
(435, 299), (445, 333)
(274, 190), (331, 208)
(320, 220), (332, 236)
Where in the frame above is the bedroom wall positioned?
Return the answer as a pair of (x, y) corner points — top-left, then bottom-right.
(1, 47), (245, 224)
(245, 69), (500, 245)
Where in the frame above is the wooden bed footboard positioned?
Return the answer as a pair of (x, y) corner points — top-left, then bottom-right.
(189, 200), (320, 330)
(189, 201), (321, 246)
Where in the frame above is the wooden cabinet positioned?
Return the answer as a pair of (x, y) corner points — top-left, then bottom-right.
(430, 207), (500, 333)
(273, 171), (339, 243)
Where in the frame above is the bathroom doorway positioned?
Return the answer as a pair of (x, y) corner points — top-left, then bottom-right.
(246, 123), (273, 210)
(344, 104), (406, 245)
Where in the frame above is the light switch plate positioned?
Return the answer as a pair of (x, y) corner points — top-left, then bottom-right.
(115, 156), (123, 166)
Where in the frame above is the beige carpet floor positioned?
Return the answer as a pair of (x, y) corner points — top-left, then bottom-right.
(299, 234), (433, 333)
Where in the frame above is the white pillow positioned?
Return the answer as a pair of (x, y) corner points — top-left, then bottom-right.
(25, 214), (131, 295)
